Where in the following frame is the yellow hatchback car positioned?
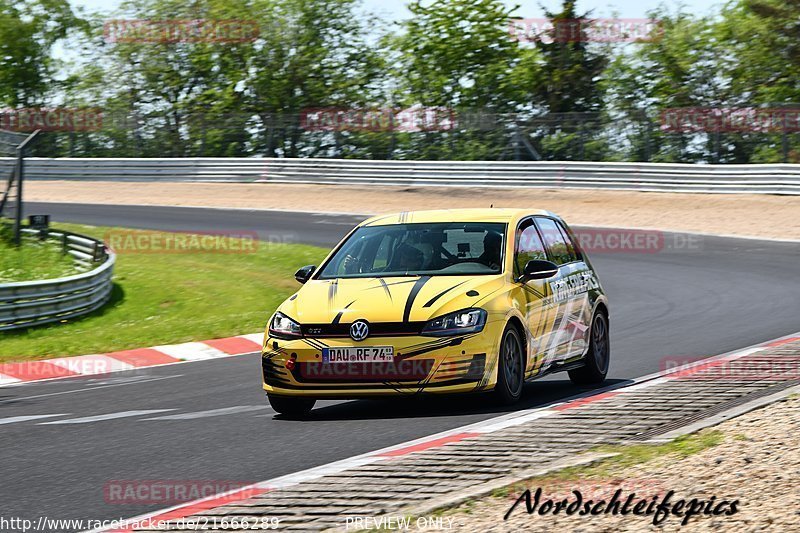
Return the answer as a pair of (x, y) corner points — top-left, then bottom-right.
(262, 209), (609, 416)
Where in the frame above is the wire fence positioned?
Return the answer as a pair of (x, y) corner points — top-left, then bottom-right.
(7, 110), (800, 164)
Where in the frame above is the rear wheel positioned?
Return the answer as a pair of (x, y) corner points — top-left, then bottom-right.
(494, 325), (525, 404)
(568, 311), (610, 385)
(267, 394), (316, 417)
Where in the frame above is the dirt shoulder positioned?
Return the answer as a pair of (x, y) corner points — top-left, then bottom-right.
(443, 394), (800, 532)
(28, 181), (800, 240)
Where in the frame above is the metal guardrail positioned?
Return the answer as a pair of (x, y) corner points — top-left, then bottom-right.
(1, 157), (799, 194)
(0, 229), (115, 331)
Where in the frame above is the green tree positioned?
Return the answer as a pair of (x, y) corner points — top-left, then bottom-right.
(532, 1), (607, 114)
(0, 0), (84, 107)
(526, 1), (610, 160)
(60, 0), (380, 157)
(392, 0), (532, 159)
(718, 0), (800, 162)
(604, 8), (723, 162)
(246, 0), (385, 158)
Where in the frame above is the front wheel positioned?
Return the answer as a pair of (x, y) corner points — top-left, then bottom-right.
(568, 311), (610, 385)
(494, 325), (525, 405)
(267, 394), (316, 417)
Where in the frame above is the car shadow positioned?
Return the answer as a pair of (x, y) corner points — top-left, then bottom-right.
(273, 378), (633, 421)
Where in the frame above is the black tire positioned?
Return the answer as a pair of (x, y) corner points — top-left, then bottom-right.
(494, 324), (525, 405)
(267, 394), (316, 417)
(568, 310), (610, 385)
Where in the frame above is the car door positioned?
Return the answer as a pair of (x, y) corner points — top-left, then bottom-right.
(534, 217), (592, 364)
(512, 217), (558, 375)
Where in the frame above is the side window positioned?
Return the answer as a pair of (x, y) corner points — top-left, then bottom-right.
(556, 222), (580, 262)
(535, 218), (573, 265)
(515, 219), (547, 276)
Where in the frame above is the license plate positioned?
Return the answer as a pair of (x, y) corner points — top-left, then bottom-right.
(322, 346), (394, 363)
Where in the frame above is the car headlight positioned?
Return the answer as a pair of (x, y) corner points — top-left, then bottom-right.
(269, 312), (302, 339)
(421, 308), (487, 337)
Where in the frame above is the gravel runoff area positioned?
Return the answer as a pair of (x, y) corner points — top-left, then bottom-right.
(444, 395), (800, 533)
(28, 181), (800, 241)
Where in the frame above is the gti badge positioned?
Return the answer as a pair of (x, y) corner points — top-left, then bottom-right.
(350, 320), (369, 342)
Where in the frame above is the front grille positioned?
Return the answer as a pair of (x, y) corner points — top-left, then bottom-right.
(302, 321), (426, 338)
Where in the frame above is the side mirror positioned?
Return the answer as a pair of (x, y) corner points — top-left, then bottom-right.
(520, 259), (559, 282)
(294, 265), (316, 284)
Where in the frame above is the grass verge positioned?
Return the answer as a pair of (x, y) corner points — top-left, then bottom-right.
(0, 228), (77, 283)
(0, 222), (328, 363)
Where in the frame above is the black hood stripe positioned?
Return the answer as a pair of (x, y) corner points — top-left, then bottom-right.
(378, 278), (393, 302)
(328, 279), (338, 303)
(403, 276), (431, 322)
(332, 300), (356, 325)
(396, 334), (476, 360)
(303, 338), (328, 350)
(422, 281), (468, 308)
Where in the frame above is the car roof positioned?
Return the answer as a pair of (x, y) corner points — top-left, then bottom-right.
(360, 208), (555, 227)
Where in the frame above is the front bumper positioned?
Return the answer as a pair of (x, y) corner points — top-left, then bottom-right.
(261, 330), (500, 398)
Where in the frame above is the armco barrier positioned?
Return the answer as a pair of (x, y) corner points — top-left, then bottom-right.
(0, 228), (115, 331)
(0, 158), (799, 194)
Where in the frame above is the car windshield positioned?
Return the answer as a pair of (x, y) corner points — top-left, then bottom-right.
(318, 222), (506, 278)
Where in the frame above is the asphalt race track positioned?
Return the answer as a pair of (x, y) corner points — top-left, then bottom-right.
(3, 201), (799, 527)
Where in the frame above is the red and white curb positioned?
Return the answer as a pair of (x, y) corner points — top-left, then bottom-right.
(88, 330), (800, 532)
(0, 333), (263, 387)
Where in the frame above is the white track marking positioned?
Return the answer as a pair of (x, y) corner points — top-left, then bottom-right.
(0, 375), (182, 404)
(239, 333), (264, 345)
(39, 409), (175, 425)
(0, 414), (70, 425)
(49, 354), (135, 374)
(0, 373), (21, 385)
(142, 405), (270, 420)
(153, 342), (227, 361)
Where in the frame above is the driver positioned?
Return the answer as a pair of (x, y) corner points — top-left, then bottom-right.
(478, 231), (503, 270)
(390, 243), (424, 272)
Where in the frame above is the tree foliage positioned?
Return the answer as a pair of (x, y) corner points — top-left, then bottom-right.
(6, 0), (800, 162)
(0, 0), (84, 107)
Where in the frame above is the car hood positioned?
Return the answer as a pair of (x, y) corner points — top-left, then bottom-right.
(278, 275), (506, 325)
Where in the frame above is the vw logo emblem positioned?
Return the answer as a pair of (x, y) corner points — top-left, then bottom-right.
(350, 320), (369, 342)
